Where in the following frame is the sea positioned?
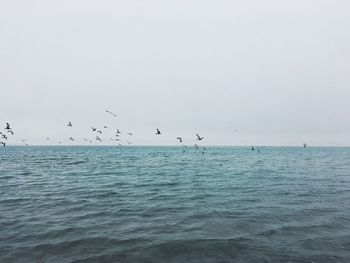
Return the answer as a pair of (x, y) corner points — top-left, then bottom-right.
(0, 146), (350, 263)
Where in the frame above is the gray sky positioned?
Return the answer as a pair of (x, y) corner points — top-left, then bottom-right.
(1, 0), (350, 146)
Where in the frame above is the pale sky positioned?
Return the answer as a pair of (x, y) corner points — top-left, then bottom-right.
(1, 0), (349, 146)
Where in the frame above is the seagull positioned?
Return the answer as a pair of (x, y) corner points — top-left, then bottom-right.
(21, 139), (27, 142)
(7, 130), (14, 135)
(46, 137), (50, 140)
(97, 130), (102, 134)
(2, 135), (7, 140)
(194, 144), (199, 150)
(196, 134), (204, 141)
(127, 132), (133, 136)
(67, 121), (72, 127)
(69, 137), (74, 141)
(105, 110), (117, 118)
(156, 128), (161, 135)
(116, 129), (122, 134)
(5, 123), (11, 130)
(303, 143), (307, 148)
(176, 137), (182, 143)
(91, 127), (97, 131)
(96, 136), (102, 142)
(0, 142), (5, 147)
(251, 146), (255, 151)
(104, 125), (108, 129)
(83, 138), (88, 142)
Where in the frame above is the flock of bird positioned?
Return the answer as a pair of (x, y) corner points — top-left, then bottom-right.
(1, 110), (308, 152)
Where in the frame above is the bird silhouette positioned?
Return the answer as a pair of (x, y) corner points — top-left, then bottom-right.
(156, 128), (161, 135)
(196, 134), (204, 141)
(69, 137), (74, 141)
(0, 142), (5, 146)
(92, 127), (97, 131)
(67, 121), (72, 127)
(303, 143), (307, 148)
(176, 137), (182, 143)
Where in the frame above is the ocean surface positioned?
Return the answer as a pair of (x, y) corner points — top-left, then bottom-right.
(0, 146), (350, 263)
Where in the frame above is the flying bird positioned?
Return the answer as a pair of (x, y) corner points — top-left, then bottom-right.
(176, 137), (182, 143)
(104, 125), (108, 129)
(96, 136), (102, 142)
(196, 134), (204, 141)
(21, 139), (27, 142)
(251, 146), (255, 151)
(5, 123), (11, 130)
(0, 142), (5, 147)
(105, 110), (117, 118)
(69, 137), (74, 141)
(303, 143), (307, 148)
(2, 135), (7, 140)
(194, 144), (199, 150)
(67, 121), (72, 127)
(91, 127), (97, 131)
(7, 130), (14, 135)
(83, 138), (88, 142)
(116, 129), (122, 134)
(156, 128), (161, 135)
(97, 130), (102, 134)
(46, 137), (50, 140)
(127, 132), (133, 136)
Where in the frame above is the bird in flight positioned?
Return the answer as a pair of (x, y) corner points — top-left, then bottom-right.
(96, 136), (102, 142)
(91, 127), (97, 131)
(116, 129), (122, 134)
(97, 130), (102, 134)
(67, 121), (72, 127)
(251, 146), (255, 151)
(2, 135), (7, 140)
(7, 130), (14, 135)
(303, 143), (307, 148)
(0, 141), (6, 146)
(196, 134), (204, 141)
(21, 139), (27, 142)
(69, 137), (74, 141)
(104, 125), (108, 129)
(156, 128), (161, 135)
(5, 123), (11, 130)
(127, 132), (133, 136)
(176, 137), (182, 143)
(83, 138), (88, 142)
(105, 110), (117, 118)
(46, 137), (50, 140)
(194, 144), (199, 150)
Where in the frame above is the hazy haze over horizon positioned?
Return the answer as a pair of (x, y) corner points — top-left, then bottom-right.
(1, 0), (350, 146)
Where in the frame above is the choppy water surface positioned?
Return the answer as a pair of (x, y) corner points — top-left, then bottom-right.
(1, 146), (350, 262)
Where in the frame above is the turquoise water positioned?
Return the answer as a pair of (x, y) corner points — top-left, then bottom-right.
(1, 146), (350, 262)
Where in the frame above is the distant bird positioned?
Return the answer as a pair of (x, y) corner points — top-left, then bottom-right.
(115, 134), (120, 137)
(69, 137), (74, 141)
(176, 137), (182, 143)
(303, 143), (307, 148)
(5, 123), (11, 130)
(46, 137), (50, 140)
(21, 139), (27, 142)
(116, 129), (122, 134)
(127, 132), (133, 136)
(58, 141), (62, 144)
(105, 110), (117, 118)
(104, 125), (108, 129)
(114, 138), (120, 141)
(156, 128), (161, 135)
(67, 121), (72, 127)
(2, 135), (7, 140)
(196, 134), (204, 141)
(92, 127), (97, 131)
(7, 130), (14, 135)
(251, 146), (255, 151)
(83, 138), (88, 142)
(234, 129), (238, 133)
(97, 130), (102, 134)
(96, 136), (102, 142)
(0, 142), (5, 147)
(194, 144), (199, 150)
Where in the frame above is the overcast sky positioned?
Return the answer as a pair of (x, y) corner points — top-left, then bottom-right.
(1, 0), (349, 146)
